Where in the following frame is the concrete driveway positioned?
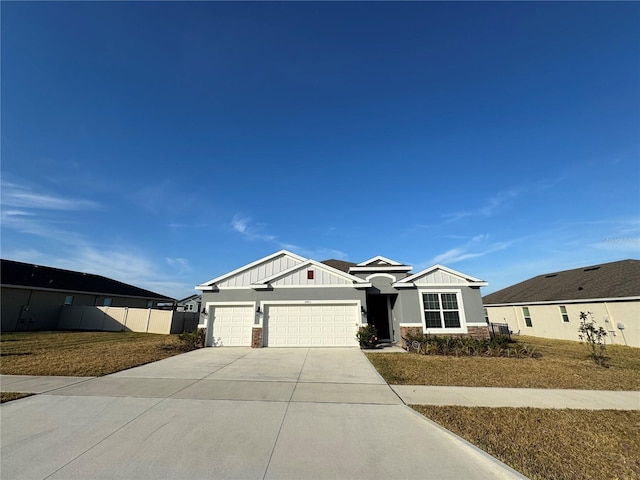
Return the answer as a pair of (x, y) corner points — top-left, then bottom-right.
(1, 348), (524, 479)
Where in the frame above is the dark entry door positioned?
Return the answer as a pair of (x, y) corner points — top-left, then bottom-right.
(366, 295), (390, 340)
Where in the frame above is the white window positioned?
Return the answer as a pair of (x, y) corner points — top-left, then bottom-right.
(523, 307), (532, 327)
(423, 293), (461, 329)
(103, 298), (112, 307)
(64, 295), (74, 306)
(560, 306), (569, 322)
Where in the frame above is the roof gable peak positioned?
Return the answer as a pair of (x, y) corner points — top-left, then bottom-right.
(357, 255), (405, 266)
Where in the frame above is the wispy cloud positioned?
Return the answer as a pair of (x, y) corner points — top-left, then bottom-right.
(231, 214), (277, 241)
(230, 214), (348, 260)
(1, 181), (100, 210)
(166, 257), (193, 274)
(444, 188), (522, 223)
(426, 234), (511, 266)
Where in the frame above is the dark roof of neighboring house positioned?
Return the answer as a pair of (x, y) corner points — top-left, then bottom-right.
(178, 294), (201, 303)
(1, 259), (174, 301)
(321, 259), (358, 273)
(483, 259), (640, 305)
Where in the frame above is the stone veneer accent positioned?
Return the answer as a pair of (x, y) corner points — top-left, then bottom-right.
(251, 327), (263, 348)
(400, 325), (490, 343)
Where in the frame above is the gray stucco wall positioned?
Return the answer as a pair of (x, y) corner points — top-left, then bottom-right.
(395, 286), (487, 332)
(202, 287), (366, 306)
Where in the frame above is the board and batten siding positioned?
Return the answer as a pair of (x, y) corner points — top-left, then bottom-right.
(413, 270), (468, 285)
(216, 256), (303, 287)
(271, 267), (351, 286)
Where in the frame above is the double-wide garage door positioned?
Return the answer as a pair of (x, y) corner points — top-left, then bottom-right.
(209, 303), (360, 347)
(265, 304), (359, 347)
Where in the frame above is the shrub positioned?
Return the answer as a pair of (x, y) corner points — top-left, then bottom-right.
(401, 332), (539, 359)
(356, 325), (378, 349)
(177, 328), (206, 351)
(578, 311), (608, 367)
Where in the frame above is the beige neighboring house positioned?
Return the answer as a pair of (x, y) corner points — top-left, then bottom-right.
(483, 259), (640, 348)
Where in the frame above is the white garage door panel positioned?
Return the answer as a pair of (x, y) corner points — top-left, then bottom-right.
(211, 305), (253, 346)
(265, 304), (359, 347)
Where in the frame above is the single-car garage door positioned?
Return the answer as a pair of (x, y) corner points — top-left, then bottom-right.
(209, 305), (254, 346)
(265, 303), (359, 347)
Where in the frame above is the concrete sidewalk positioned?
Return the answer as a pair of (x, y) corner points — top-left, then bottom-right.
(3, 374), (638, 410)
(392, 385), (640, 410)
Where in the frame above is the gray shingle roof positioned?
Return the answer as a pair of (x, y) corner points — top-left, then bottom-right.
(1, 259), (174, 301)
(483, 259), (640, 305)
(321, 259), (357, 273)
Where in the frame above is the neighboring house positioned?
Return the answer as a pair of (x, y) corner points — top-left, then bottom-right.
(176, 294), (201, 312)
(1, 259), (175, 332)
(483, 259), (640, 348)
(195, 250), (488, 347)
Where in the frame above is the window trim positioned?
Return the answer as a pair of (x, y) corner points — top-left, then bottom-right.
(418, 289), (468, 334)
(559, 305), (569, 323)
(522, 307), (532, 327)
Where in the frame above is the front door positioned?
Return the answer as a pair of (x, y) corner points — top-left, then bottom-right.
(366, 295), (391, 341)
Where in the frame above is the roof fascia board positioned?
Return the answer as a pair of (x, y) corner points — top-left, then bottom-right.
(349, 265), (413, 272)
(199, 250), (307, 286)
(484, 296), (640, 307)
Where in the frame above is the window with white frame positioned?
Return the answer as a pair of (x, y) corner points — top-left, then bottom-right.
(523, 307), (532, 327)
(559, 305), (569, 322)
(423, 293), (461, 329)
(64, 295), (74, 306)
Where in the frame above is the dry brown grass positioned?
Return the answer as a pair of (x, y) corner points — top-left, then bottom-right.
(0, 331), (186, 376)
(0, 392), (34, 403)
(414, 406), (640, 480)
(366, 336), (640, 390)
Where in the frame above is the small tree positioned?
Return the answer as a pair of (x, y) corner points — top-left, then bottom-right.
(577, 311), (608, 367)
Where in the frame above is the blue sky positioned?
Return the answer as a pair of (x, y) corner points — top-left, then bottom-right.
(2, 2), (639, 300)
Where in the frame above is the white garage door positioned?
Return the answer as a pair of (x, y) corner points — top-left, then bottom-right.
(265, 304), (359, 347)
(210, 305), (253, 346)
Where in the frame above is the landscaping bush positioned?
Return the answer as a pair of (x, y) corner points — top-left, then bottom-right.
(356, 324), (378, 349)
(402, 332), (540, 358)
(177, 328), (206, 351)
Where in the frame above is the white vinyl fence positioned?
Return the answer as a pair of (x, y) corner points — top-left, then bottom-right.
(58, 306), (199, 334)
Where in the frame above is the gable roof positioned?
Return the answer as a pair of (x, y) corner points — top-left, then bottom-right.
(483, 259), (640, 305)
(252, 259), (370, 289)
(394, 264), (487, 287)
(356, 255), (405, 266)
(321, 259), (357, 273)
(196, 250), (305, 289)
(1, 259), (174, 300)
(177, 294), (201, 303)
